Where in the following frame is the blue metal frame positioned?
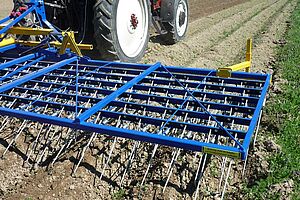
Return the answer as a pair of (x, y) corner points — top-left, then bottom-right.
(0, 46), (271, 160)
(0, 1), (271, 160)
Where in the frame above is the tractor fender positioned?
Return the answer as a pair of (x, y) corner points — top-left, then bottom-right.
(160, 0), (175, 22)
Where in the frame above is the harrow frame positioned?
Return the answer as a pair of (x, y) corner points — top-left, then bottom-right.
(0, 0), (271, 163)
(0, 46), (270, 161)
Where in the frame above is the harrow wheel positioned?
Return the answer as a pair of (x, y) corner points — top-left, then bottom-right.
(162, 0), (189, 44)
(93, 0), (150, 62)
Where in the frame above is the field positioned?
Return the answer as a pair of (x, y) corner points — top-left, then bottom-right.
(0, 0), (299, 199)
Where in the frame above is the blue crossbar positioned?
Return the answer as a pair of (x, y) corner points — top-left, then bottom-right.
(0, 48), (271, 160)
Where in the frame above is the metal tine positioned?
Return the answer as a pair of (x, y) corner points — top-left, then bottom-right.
(72, 112), (102, 174)
(140, 126), (172, 187)
(192, 104), (211, 165)
(51, 129), (77, 166)
(120, 90), (152, 186)
(139, 72), (192, 188)
(218, 107), (234, 191)
(120, 139), (141, 186)
(119, 121), (144, 186)
(218, 85), (241, 192)
(221, 157), (234, 200)
(72, 132), (97, 174)
(34, 118), (62, 166)
(100, 81), (151, 184)
(1, 119), (28, 158)
(218, 146), (228, 192)
(49, 107), (85, 166)
(98, 116), (126, 182)
(1, 81), (44, 158)
(193, 130), (214, 200)
(220, 133), (238, 200)
(35, 69), (86, 165)
(24, 72), (70, 165)
(0, 90), (18, 132)
(34, 112), (70, 166)
(99, 137), (116, 181)
(162, 113), (189, 193)
(193, 101), (217, 199)
(242, 109), (263, 178)
(43, 108), (78, 163)
(24, 107), (64, 166)
(219, 87), (240, 199)
(253, 110), (263, 148)
(24, 104), (50, 164)
(192, 107), (202, 162)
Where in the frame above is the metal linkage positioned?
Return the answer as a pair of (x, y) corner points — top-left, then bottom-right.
(0, 47), (271, 161)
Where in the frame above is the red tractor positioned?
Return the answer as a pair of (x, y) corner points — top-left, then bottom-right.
(13, 0), (189, 62)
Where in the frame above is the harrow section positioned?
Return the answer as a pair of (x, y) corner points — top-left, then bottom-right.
(0, 1), (271, 197)
(0, 47), (270, 161)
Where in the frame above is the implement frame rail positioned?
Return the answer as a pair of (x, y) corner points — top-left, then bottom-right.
(0, 47), (271, 161)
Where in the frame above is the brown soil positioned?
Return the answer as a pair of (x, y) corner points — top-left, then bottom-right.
(0, 0), (297, 199)
(189, 0), (249, 21)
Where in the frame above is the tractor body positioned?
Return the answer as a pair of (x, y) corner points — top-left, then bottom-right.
(42, 0), (189, 62)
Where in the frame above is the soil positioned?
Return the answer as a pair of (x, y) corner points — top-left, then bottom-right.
(0, 0), (298, 199)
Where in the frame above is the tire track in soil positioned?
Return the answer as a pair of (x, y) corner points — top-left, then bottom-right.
(142, 0), (278, 67)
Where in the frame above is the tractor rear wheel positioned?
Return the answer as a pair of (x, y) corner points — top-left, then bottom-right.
(93, 0), (150, 62)
(162, 0), (189, 44)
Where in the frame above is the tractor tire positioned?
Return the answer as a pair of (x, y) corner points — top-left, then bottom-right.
(162, 0), (189, 44)
(93, 0), (150, 62)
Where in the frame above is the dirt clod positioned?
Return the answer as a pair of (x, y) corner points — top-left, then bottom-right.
(263, 139), (282, 153)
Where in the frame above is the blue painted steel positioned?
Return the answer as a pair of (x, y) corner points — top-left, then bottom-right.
(241, 74), (272, 159)
(0, 16), (11, 25)
(0, 106), (241, 154)
(0, 47), (271, 160)
(0, 53), (39, 70)
(77, 62), (162, 122)
(0, 44), (18, 53)
(0, 55), (46, 82)
(0, 56), (77, 93)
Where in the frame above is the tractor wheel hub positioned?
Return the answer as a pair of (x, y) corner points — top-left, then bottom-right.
(130, 14), (139, 31)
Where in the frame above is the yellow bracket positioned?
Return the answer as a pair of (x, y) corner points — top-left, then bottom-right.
(0, 37), (15, 47)
(59, 31), (84, 56)
(0, 26), (93, 56)
(217, 38), (252, 78)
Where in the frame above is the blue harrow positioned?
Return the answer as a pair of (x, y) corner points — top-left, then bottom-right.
(0, 0), (271, 198)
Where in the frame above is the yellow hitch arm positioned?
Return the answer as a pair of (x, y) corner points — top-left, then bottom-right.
(17, 40), (93, 51)
(0, 26), (53, 36)
(217, 38), (252, 78)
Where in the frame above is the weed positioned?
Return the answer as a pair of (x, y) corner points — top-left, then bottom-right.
(112, 189), (126, 200)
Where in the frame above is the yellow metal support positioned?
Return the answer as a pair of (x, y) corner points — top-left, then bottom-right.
(0, 26), (53, 36)
(217, 38), (252, 77)
(17, 40), (93, 50)
(0, 37), (15, 47)
(0, 26), (92, 56)
(59, 31), (83, 56)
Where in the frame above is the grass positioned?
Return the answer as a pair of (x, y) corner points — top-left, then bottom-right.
(243, 1), (300, 199)
(112, 189), (126, 200)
